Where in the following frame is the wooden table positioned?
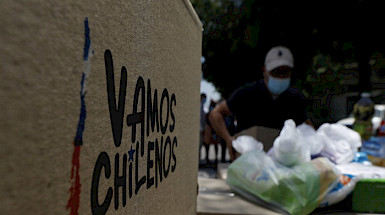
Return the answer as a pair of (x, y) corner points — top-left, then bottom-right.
(197, 177), (282, 215)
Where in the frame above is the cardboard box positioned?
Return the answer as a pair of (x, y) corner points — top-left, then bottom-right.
(367, 155), (385, 167)
(234, 126), (280, 152)
(0, 1), (202, 215)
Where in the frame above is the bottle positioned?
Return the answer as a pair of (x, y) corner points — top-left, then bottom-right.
(353, 92), (375, 141)
(377, 120), (385, 136)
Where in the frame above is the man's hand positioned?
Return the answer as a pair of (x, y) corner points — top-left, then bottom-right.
(208, 101), (235, 161)
(225, 136), (236, 162)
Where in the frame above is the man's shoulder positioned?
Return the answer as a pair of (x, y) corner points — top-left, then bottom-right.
(227, 81), (261, 112)
(234, 81), (264, 94)
(238, 81), (257, 89)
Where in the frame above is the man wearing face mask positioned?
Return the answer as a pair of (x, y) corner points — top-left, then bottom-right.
(209, 46), (310, 161)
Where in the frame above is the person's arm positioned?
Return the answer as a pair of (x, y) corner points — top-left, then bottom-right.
(208, 100), (236, 161)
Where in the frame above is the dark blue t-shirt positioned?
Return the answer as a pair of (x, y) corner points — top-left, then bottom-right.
(227, 80), (307, 132)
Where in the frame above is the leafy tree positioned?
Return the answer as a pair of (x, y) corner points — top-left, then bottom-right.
(191, 0), (385, 99)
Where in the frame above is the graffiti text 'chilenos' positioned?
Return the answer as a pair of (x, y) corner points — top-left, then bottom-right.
(91, 50), (177, 215)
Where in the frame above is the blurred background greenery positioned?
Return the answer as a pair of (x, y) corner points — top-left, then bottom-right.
(191, 0), (385, 128)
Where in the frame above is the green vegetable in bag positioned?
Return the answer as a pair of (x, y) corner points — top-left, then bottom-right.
(227, 151), (339, 215)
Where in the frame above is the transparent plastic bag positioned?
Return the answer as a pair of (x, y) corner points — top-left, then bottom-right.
(232, 135), (263, 154)
(297, 123), (324, 156)
(273, 119), (310, 167)
(227, 150), (340, 215)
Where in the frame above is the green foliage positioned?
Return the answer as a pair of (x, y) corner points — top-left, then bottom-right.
(191, 0), (384, 99)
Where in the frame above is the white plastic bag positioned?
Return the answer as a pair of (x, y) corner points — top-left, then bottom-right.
(232, 135), (263, 154)
(273, 119), (310, 167)
(318, 123), (362, 164)
(336, 162), (385, 179)
(297, 123), (324, 156)
(318, 123), (362, 150)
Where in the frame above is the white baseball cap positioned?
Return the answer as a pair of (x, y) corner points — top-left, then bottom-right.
(264, 46), (294, 72)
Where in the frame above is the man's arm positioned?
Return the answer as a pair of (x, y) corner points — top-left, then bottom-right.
(209, 100), (236, 161)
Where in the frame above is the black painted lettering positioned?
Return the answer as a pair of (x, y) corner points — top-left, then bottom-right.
(102, 51), (180, 213)
(147, 141), (155, 189)
(155, 137), (163, 188)
(169, 93), (176, 132)
(163, 136), (172, 178)
(105, 50), (127, 147)
(147, 79), (159, 136)
(128, 162), (133, 198)
(114, 153), (127, 210)
(160, 89), (169, 135)
(127, 77), (145, 153)
(91, 152), (113, 215)
(135, 141), (146, 194)
(171, 137), (177, 172)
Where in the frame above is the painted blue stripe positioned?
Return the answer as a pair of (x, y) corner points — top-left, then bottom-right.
(74, 73), (86, 145)
(74, 18), (91, 145)
(83, 18), (91, 61)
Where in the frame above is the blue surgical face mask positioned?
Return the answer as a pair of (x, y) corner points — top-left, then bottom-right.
(267, 75), (291, 95)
